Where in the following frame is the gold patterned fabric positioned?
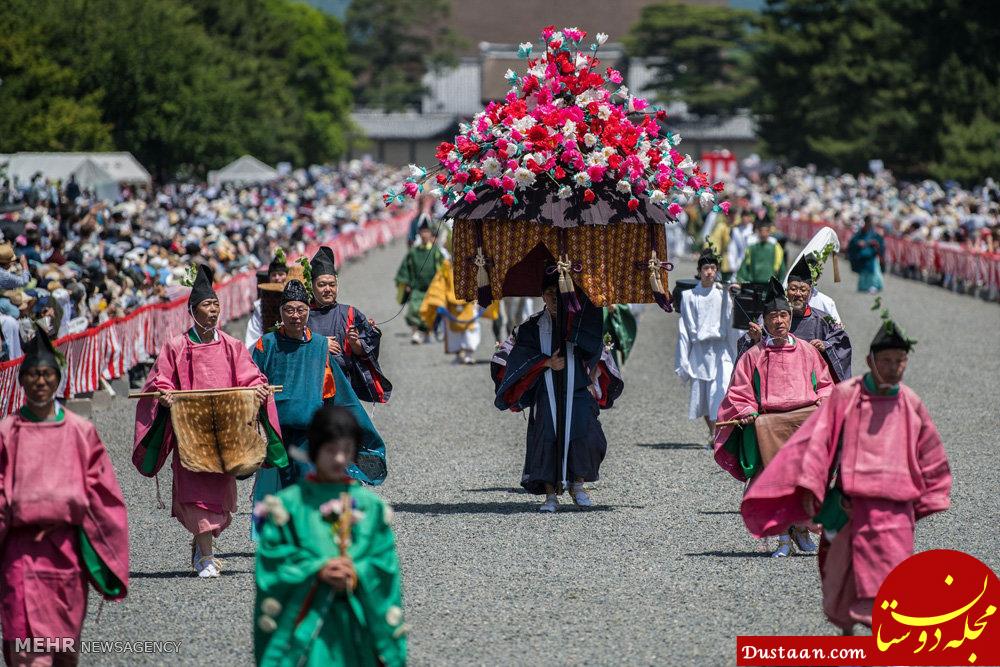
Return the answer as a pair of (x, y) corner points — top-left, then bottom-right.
(170, 390), (267, 478)
(451, 218), (671, 306)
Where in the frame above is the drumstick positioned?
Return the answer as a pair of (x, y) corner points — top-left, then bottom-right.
(127, 385), (283, 398)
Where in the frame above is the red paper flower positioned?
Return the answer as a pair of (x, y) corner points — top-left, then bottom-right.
(583, 188), (596, 203)
(501, 194), (515, 206)
(627, 198), (639, 211)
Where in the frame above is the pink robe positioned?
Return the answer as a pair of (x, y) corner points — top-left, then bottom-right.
(132, 330), (280, 536)
(0, 411), (129, 641)
(713, 336), (834, 480)
(740, 376), (952, 628)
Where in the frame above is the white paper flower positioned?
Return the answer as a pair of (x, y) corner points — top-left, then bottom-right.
(573, 172), (591, 187)
(561, 120), (577, 137)
(528, 63), (547, 79)
(430, 187), (443, 198)
(678, 156), (695, 175)
(260, 598), (282, 617)
(407, 164), (423, 178)
(700, 190), (716, 208)
(263, 495), (289, 526)
(513, 167), (536, 188)
(673, 132), (683, 146)
(575, 53), (589, 69)
(597, 105), (612, 121)
(519, 41), (533, 53)
(616, 180), (632, 194)
(557, 185), (572, 199)
(596, 33), (609, 45)
(513, 115), (537, 133)
(615, 86), (629, 99)
(649, 190), (668, 206)
(682, 185), (696, 198)
(583, 133), (598, 148)
(482, 157), (501, 178)
(504, 69), (517, 83)
(386, 606), (404, 627)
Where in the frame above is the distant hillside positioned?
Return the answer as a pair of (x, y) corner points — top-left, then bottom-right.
(301, 0), (350, 19)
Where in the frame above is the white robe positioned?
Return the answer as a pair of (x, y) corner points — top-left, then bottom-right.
(727, 224), (755, 276)
(244, 300), (264, 349)
(675, 283), (736, 420)
(809, 289), (841, 324)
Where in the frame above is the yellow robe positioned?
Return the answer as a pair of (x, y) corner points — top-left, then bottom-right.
(419, 260), (499, 336)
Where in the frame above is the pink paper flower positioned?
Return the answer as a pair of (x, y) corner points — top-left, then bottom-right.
(667, 203), (683, 217)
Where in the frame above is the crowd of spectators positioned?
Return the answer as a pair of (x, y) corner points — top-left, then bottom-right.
(0, 160), (408, 362)
(753, 167), (1000, 252)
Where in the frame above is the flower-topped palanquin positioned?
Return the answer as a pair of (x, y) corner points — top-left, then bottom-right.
(386, 26), (729, 312)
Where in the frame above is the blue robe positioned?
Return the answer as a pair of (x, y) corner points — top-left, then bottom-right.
(847, 229), (885, 292)
(251, 328), (386, 507)
(491, 302), (623, 494)
(736, 306), (853, 383)
(308, 302), (392, 403)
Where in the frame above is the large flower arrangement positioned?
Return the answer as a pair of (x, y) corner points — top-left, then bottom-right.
(385, 26), (729, 218)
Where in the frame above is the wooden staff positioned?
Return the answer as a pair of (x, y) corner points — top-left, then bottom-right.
(832, 253), (842, 283)
(295, 492), (354, 667)
(715, 417), (754, 429)
(127, 385), (283, 398)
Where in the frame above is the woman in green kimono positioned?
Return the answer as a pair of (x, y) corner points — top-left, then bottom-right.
(254, 406), (406, 667)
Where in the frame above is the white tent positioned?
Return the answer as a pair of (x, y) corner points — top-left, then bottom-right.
(0, 152), (151, 186)
(71, 158), (119, 201)
(208, 155), (279, 185)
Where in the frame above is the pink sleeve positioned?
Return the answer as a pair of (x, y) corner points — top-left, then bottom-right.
(794, 396), (840, 500)
(911, 399), (952, 520)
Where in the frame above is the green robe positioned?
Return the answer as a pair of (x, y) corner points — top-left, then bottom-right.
(395, 243), (444, 330)
(255, 481), (406, 667)
(603, 305), (637, 366)
(735, 240), (786, 285)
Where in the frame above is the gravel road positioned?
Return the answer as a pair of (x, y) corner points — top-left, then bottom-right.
(75, 239), (998, 666)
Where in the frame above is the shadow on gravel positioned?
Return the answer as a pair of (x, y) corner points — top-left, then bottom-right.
(698, 510), (740, 515)
(685, 550), (773, 558)
(393, 502), (624, 515)
(635, 442), (707, 450)
(131, 569), (252, 579)
(461, 487), (528, 493)
(215, 551), (255, 558)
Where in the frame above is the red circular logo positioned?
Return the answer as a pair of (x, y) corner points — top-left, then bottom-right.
(873, 549), (999, 665)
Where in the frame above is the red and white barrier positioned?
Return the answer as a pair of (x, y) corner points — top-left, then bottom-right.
(776, 216), (1000, 295)
(0, 211), (413, 416)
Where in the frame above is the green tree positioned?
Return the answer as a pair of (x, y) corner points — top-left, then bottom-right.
(930, 112), (1000, 185)
(345, 0), (464, 111)
(753, 0), (1000, 183)
(627, 1), (756, 117)
(1, 0), (356, 179)
(0, 30), (113, 152)
(189, 0), (355, 165)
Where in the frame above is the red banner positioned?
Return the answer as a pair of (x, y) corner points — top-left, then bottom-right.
(776, 216), (1000, 294)
(0, 211), (412, 416)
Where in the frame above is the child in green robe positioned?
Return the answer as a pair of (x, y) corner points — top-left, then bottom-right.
(254, 406), (406, 667)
